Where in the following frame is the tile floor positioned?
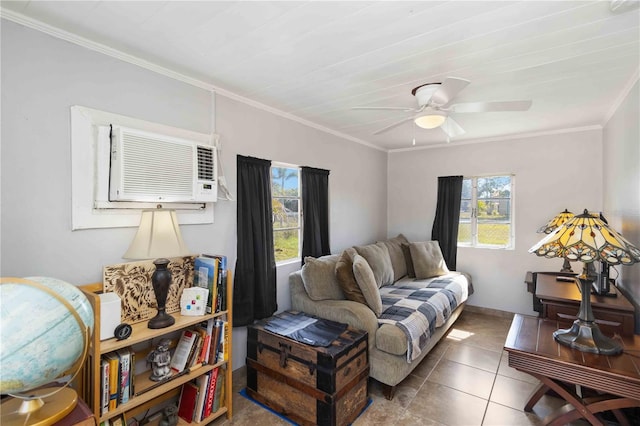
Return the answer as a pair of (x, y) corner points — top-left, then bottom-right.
(213, 310), (607, 425)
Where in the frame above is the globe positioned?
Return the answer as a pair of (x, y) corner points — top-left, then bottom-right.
(0, 277), (94, 395)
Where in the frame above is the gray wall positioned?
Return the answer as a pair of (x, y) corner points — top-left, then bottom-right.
(1, 20), (388, 369)
(603, 79), (640, 330)
(388, 130), (603, 316)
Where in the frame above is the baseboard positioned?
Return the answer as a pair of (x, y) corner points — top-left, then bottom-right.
(464, 305), (515, 319)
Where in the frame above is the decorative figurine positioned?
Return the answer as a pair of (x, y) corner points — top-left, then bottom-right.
(159, 404), (179, 426)
(147, 338), (172, 381)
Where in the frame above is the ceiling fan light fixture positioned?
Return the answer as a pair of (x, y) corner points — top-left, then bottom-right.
(414, 112), (447, 129)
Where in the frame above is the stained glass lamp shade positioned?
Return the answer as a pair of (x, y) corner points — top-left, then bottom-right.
(529, 210), (640, 355)
(536, 209), (575, 272)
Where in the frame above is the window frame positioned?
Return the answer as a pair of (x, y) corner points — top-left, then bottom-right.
(271, 162), (302, 264)
(458, 174), (515, 250)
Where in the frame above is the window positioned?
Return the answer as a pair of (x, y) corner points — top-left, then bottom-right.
(271, 164), (301, 262)
(458, 175), (514, 249)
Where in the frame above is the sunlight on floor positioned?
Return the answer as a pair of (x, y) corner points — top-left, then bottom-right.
(446, 328), (475, 341)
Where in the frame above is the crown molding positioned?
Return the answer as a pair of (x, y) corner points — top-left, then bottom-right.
(389, 125), (603, 153)
(602, 67), (639, 126)
(0, 8), (384, 152)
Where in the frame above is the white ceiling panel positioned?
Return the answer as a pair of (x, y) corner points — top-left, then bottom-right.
(1, 0), (638, 150)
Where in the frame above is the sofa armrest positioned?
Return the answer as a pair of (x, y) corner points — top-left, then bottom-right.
(289, 271), (378, 348)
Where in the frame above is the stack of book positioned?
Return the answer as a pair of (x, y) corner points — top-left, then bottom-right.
(193, 255), (227, 314)
(170, 318), (229, 376)
(177, 366), (226, 423)
(99, 348), (134, 416)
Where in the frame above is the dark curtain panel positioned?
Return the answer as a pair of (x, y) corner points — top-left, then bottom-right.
(233, 155), (277, 326)
(431, 175), (463, 270)
(301, 166), (331, 263)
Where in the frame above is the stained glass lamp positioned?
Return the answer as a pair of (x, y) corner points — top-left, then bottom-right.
(537, 209), (575, 272)
(529, 209), (640, 355)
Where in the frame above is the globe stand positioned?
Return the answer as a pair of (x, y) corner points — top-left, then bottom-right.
(148, 258), (175, 329)
(1, 388), (77, 426)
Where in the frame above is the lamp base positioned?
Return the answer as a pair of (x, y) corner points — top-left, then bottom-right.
(148, 258), (175, 329)
(148, 310), (175, 329)
(553, 319), (622, 355)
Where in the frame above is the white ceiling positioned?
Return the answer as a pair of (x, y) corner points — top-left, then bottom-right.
(2, 1), (639, 150)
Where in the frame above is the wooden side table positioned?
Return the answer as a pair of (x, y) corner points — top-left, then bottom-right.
(504, 314), (640, 426)
(535, 273), (635, 336)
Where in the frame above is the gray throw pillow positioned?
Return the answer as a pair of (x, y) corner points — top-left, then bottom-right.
(379, 234), (409, 281)
(352, 255), (383, 317)
(354, 243), (394, 287)
(301, 254), (345, 301)
(409, 241), (450, 279)
(335, 248), (366, 304)
(401, 243), (416, 278)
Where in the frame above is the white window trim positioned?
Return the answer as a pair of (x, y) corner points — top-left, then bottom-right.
(271, 162), (302, 264)
(458, 174), (515, 250)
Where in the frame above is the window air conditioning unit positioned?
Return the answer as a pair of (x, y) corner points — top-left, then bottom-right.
(109, 126), (217, 203)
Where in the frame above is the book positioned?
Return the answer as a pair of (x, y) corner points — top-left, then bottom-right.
(193, 323), (210, 365)
(203, 254), (227, 311)
(194, 256), (219, 314)
(100, 358), (110, 415)
(129, 349), (136, 397)
(187, 333), (203, 369)
(215, 321), (223, 363)
(212, 369), (225, 413)
(170, 330), (197, 373)
(116, 348), (131, 404)
(193, 373), (209, 423)
(203, 367), (219, 419)
(177, 382), (199, 423)
(208, 319), (223, 365)
(221, 321), (231, 361)
(103, 353), (120, 410)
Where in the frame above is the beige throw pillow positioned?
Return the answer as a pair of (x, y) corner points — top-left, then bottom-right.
(352, 255), (383, 317)
(379, 234), (410, 281)
(335, 248), (367, 304)
(409, 241), (450, 279)
(301, 254), (345, 301)
(354, 243), (394, 287)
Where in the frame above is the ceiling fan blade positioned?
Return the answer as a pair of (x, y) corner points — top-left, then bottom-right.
(449, 100), (532, 113)
(441, 117), (466, 138)
(430, 77), (470, 106)
(352, 106), (415, 112)
(373, 117), (413, 135)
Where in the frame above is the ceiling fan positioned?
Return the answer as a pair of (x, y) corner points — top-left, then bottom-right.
(353, 77), (532, 139)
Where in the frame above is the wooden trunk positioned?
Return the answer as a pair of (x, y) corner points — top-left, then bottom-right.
(246, 311), (369, 426)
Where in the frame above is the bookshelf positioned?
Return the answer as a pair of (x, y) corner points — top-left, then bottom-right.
(80, 271), (233, 425)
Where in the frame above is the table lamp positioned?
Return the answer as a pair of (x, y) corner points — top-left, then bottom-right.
(537, 209), (575, 272)
(123, 209), (191, 329)
(529, 209), (640, 355)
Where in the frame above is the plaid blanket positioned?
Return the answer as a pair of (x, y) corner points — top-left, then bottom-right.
(378, 273), (469, 362)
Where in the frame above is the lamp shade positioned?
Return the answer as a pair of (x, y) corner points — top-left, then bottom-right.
(537, 209), (574, 234)
(529, 209), (640, 265)
(123, 209), (190, 260)
(414, 112), (447, 129)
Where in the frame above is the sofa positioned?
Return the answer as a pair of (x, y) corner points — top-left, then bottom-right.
(290, 235), (471, 399)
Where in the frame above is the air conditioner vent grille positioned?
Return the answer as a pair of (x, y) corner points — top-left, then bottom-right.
(121, 133), (193, 198)
(197, 146), (214, 181)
